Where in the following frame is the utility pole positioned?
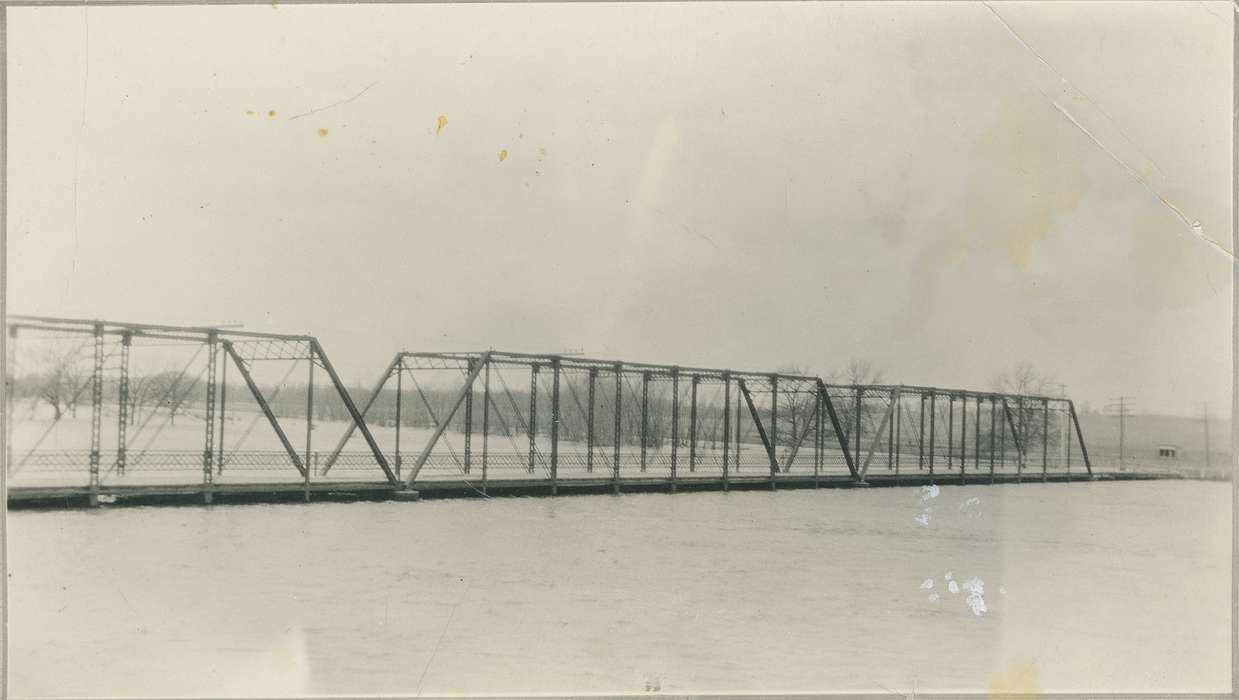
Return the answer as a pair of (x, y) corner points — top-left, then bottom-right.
(1106, 397), (1135, 469)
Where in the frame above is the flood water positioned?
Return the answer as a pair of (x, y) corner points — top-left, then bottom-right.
(6, 480), (1231, 696)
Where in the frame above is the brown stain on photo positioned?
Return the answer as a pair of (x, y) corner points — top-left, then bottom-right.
(498, 149), (508, 162)
(988, 660), (1039, 696)
(318, 128), (329, 138)
(268, 110), (277, 118)
(436, 115), (448, 135)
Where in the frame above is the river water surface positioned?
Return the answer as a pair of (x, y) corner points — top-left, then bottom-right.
(7, 480), (1231, 696)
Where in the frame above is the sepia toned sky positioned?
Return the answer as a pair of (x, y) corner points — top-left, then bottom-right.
(6, 1), (1233, 417)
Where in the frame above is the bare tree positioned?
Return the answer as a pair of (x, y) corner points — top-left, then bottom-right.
(992, 363), (1058, 453)
(144, 371), (200, 426)
(32, 346), (87, 420)
(775, 364), (817, 452)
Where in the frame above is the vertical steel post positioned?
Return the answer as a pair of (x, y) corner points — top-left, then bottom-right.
(88, 323), (103, 505)
(203, 331), (218, 504)
(918, 392), (925, 471)
(852, 387), (862, 466)
(887, 389), (896, 471)
(528, 363), (539, 474)
(1060, 398), (1070, 480)
(947, 394), (955, 470)
(960, 394), (967, 469)
(304, 351), (314, 500)
(670, 367), (679, 490)
(394, 359), (403, 480)
(959, 393), (967, 484)
(689, 375), (699, 474)
(721, 372), (731, 490)
(999, 399), (1008, 473)
(989, 397), (997, 483)
(735, 392), (743, 472)
(770, 375), (779, 473)
(894, 390), (902, 481)
(640, 371), (649, 472)
(586, 368), (596, 473)
(550, 358), (560, 495)
(613, 363), (622, 493)
(464, 358), (475, 475)
(116, 332), (131, 475)
(1041, 397), (1049, 482)
(814, 382), (823, 487)
(927, 391), (936, 478)
(974, 396), (981, 471)
(481, 359), (490, 494)
(217, 342), (228, 475)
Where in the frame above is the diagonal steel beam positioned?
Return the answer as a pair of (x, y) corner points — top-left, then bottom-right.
(1069, 400), (1093, 477)
(310, 339), (397, 484)
(737, 379), (779, 483)
(817, 380), (858, 480)
(222, 341), (306, 477)
(406, 352), (490, 486)
(858, 389), (899, 481)
(320, 353), (401, 474)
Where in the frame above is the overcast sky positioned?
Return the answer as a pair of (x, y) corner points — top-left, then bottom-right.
(7, 1), (1233, 416)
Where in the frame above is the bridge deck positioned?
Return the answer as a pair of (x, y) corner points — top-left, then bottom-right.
(7, 469), (1183, 508)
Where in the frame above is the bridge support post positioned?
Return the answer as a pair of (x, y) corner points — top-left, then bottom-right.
(888, 389), (896, 473)
(670, 368), (679, 493)
(550, 358), (560, 496)
(612, 363), (622, 494)
(88, 323), (103, 507)
(960, 394), (967, 485)
(918, 392), (925, 472)
(640, 371), (649, 473)
(304, 349), (314, 502)
(852, 387), (862, 469)
(481, 360), (490, 494)
(217, 342), (227, 476)
(989, 397), (997, 484)
(999, 398), (1008, 476)
(974, 396), (981, 474)
(117, 332), (131, 476)
(586, 368), (596, 474)
(770, 375), (778, 482)
(465, 358), (475, 476)
(894, 390), (902, 483)
(394, 358), (403, 481)
(203, 331), (218, 505)
(1065, 399), (1072, 482)
(927, 391), (936, 481)
(947, 394), (954, 470)
(528, 363), (538, 474)
(721, 372), (730, 492)
(689, 375), (699, 475)
(1042, 398), (1049, 482)
(813, 383), (822, 487)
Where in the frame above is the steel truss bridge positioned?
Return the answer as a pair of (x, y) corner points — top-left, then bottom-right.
(3, 316), (1165, 507)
